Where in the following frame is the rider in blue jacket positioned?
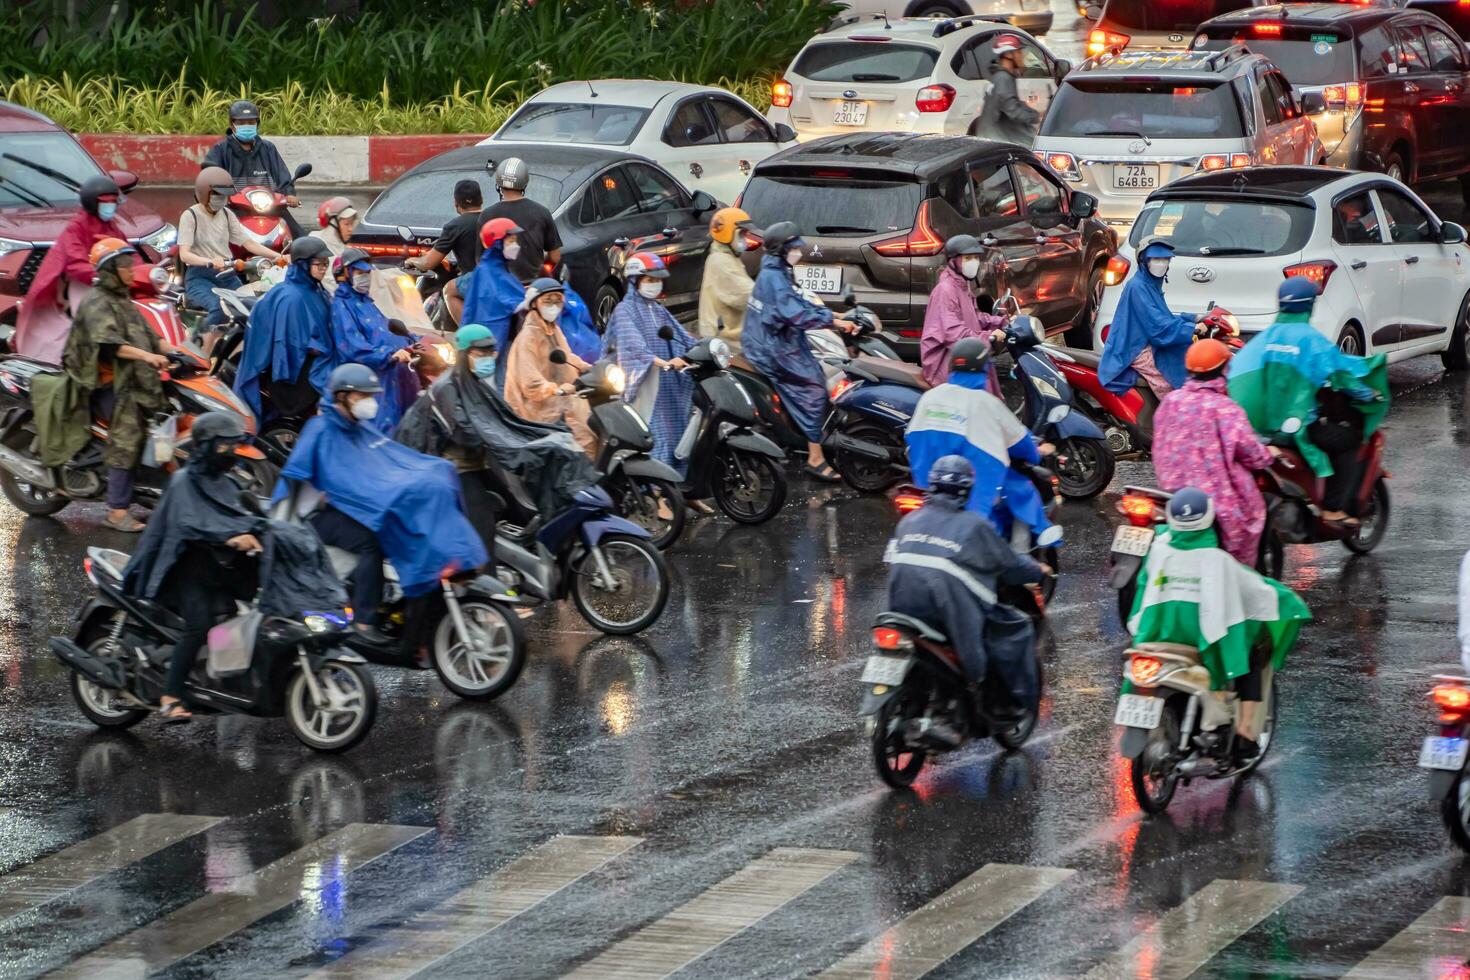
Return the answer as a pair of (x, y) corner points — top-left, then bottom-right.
(235, 236), (334, 420)
(1097, 238), (1201, 397)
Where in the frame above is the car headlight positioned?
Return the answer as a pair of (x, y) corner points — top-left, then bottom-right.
(247, 190), (275, 213)
(0, 236), (34, 258)
(434, 342), (457, 364)
(605, 363), (626, 393)
(710, 338), (732, 369)
(138, 223), (177, 255)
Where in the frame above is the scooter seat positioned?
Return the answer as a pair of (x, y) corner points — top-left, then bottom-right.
(1129, 642), (1202, 665)
(1053, 345), (1101, 369)
(853, 356), (929, 390)
(874, 611), (948, 643)
(729, 354), (760, 375)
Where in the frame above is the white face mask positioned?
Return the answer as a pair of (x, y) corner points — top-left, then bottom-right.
(731, 236), (746, 254)
(1147, 258), (1170, 278)
(786, 248), (803, 267)
(503, 241), (521, 261)
(638, 279), (664, 300)
(538, 301), (563, 321)
(350, 396), (379, 421)
(960, 257), (981, 280)
(351, 271), (372, 295)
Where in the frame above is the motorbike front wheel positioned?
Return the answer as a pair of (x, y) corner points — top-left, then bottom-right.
(284, 660), (377, 753)
(610, 474), (686, 550)
(571, 534), (670, 635)
(1342, 478), (1390, 555)
(1131, 698), (1182, 814)
(872, 693), (926, 789)
(1054, 436), (1115, 500)
(0, 469), (69, 516)
(712, 449), (786, 524)
(432, 599), (527, 701)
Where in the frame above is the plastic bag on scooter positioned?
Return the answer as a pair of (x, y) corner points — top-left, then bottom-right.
(207, 610), (264, 678)
(143, 414), (178, 468)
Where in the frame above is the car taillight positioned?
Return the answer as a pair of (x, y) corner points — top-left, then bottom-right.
(894, 492), (925, 513)
(358, 243), (426, 258)
(916, 83), (956, 113)
(873, 626), (914, 650)
(1283, 260), (1337, 289)
(1087, 28), (1129, 57)
(772, 79), (794, 108)
(1103, 255), (1130, 286)
(873, 200), (944, 257)
(1119, 494), (1159, 527)
(1199, 152), (1252, 171)
(1129, 656), (1164, 686)
(1042, 151), (1080, 180)
(1253, 21), (1283, 36)
(1320, 82), (1365, 111)
(742, 230), (762, 251)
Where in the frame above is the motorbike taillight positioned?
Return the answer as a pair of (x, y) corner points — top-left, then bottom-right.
(894, 492), (925, 514)
(873, 627), (914, 651)
(1118, 494), (1159, 527)
(83, 557), (96, 585)
(1432, 683), (1470, 722)
(1129, 655), (1163, 687)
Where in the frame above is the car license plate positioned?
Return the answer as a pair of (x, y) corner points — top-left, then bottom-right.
(833, 100), (868, 126)
(1114, 693), (1165, 729)
(1113, 164), (1159, 190)
(1419, 735), (1469, 771)
(1111, 525), (1155, 557)
(861, 655), (911, 686)
(794, 264), (842, 294)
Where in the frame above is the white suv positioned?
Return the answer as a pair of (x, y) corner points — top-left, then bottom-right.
(833, 0), (1054, 36)
(768, 17), (1070, 141)
(1092, 166), (1470, 368)
(1032, 46), (1323, 228)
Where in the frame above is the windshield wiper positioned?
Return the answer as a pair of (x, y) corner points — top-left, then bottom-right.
(815, 224), (874, 234)
(0, 174), (50, 209)
(849, 73), (901, 82)
(1, 153), (82, 191)
(1084, 130), (1152, 146)
(1198, 246), (1265, 256)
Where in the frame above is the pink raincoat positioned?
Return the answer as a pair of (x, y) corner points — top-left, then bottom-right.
(919, 264), (1006, 390)
(1152, 376), (1274, 566)
(14, 211), (122, 364)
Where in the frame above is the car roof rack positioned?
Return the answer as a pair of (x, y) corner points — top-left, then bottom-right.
(1087, 42), (1252, 74)
(932, 14), (1012, 38)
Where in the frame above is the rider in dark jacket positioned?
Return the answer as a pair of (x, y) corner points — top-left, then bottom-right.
(201, 99), (304, 237)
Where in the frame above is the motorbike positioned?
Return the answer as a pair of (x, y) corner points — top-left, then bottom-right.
(228, 163), (313, 258)
(51, 545), (377, 752)
(1421, 674), (1470, 851)
(860, 611), (1042, 789)
(1114, 639), (1278, 813)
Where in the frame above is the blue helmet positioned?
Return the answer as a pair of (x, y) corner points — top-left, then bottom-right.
(1166, 487), (1215, 533)
(1279, 275), (1320, 313)
(1137, 238), (1176, 262)
(327, 363), (383, 396)
(928, 455), (976, 497)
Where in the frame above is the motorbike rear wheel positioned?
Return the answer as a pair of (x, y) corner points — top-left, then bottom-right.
(712, 450), (786, 524)
(0, 470), (69, 516)
(70, 669), (147, 729)
(1116, 578), (1137, 631)
(1342, 478), (1390, 555)
(1054, 436), (1115, 500)
(284, 661), (377, 753)
(834, 425), (902, 494)
(610, 474), (686, 550)
(432, 598), (526, 701)
(571, 534), (670, 635)
(1441, 766), (1470, 852)
(872, 694), (926, 789)
(1131, 698), (1182, 813)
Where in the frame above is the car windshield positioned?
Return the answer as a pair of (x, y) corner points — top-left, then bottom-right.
(1041, 79), (1243, 139)
(792, 41), (940, 83)
(364, 167), (566, 228)
(0, 132), (105, 208)
(1103, 0), (1254, 32)
(1129, 198), (1315, 257)
(1194, 31), (1356, 85)
(496, 103), (650, 146)
(740, 174), (921, 237)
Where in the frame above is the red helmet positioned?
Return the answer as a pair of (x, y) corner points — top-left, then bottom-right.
(480, 217), (523, 250)
(993, 34), (1024, 54)
(318, 195), (357, 229)
(624, 251), (669, 280)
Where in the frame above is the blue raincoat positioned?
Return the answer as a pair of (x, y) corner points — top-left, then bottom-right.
(275, 403), (487, 598)
(235, 259), (333, 417)
(1097, 251), (1197, 395)
(329, 279), (417, 433)
(607, 285), (696, 473)
(743, 254), (833, 441)
(905, 371), (1055, 541)
(459, 243), (524, 387)
(561, 286), (604, 364)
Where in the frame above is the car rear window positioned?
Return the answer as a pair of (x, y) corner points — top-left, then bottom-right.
(791, 41), (940, 83)
(0, 132), (106, 207)
(1129, 197), (1315, 257)
(1103, 0), (1254, 32)
(740, 174), (921, 237)
(1193, 29), (1357, 85)
(496, 103), (650, 146)
(365, 168), (565, 228)
(1040, 79), (1244, 139)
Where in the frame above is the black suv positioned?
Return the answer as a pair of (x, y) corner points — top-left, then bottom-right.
(1195, 3), (1470, 197)
(738, 133), (1115, 357)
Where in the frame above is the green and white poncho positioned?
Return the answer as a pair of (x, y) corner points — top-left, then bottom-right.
(1127, 526), (1311, 690)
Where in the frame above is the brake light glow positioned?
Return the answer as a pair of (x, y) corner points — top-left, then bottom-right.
(83, 557), (95, 584)
(1434, 684), (1470, 710)
(1044, 151), (1080, 179)
(873, 626), (914, 650)
(831, 377), (854, 400)
(742, 230), (763, 251)
(357, 243), (427, 258)
(1120, 494), (1159, 527)
(1321, 82), (1365, 111)
(1199, 152), (1252, 171)
(873, 199), (944, 257)
(772, 79), (794, 109)
(1087, 28), (1130, 57)
(1103, 255), (1130, 286)
(1253, 21), (1283, 36)
(1283, 260), (1337, 289)
(916, 83), (957, 113)
(894, 492), (926, 513)
(1130, 656), (1164, 686)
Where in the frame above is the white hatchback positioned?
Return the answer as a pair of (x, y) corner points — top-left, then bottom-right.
(768, 17), (1071, 141)
(1092, 166), (1470, 368)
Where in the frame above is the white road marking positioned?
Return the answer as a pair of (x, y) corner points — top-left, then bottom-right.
(1343, 896), (1470, 979)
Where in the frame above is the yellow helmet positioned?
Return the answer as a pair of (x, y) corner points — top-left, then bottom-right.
(709, 207), (752, 245)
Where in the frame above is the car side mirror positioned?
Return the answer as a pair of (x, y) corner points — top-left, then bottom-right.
(292, 163), (313, 182)
(690, 189), (717, 215)
(550, 349), (568, 365)
(773, 122), (798, 143)
(1052, 59), (1072, 84)
(1442, 221), (1467, 245)
(1084, 0), (1103, 18)
(109, 169), (139, 194)
(1069, 191), (1098, 219)
(1299, 91), (1327, 116)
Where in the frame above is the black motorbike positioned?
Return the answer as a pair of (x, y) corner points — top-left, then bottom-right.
(52, 546), (377, 753)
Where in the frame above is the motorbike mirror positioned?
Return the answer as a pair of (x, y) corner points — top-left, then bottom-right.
(550, 349), (568, 365)
(1036, 525), (1063, 548)
(613, 236), (631, 250)
(1280, 417), (1302, 434)
(657, 326), (674, 340)
(661, 227), (680, 240)
(293, 163), (314, 182)
(1046, 404), (1070, 424)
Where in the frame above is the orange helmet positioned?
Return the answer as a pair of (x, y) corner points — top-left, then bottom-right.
(89, 236), (136, 270)
(1185, 338), (1232, 374)
(709, 207), (751, 245)
(480, 217), (523, 250)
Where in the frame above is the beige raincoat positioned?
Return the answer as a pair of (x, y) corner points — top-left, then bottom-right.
(504, 310), (596, 456)
(697, 241), (753, 353)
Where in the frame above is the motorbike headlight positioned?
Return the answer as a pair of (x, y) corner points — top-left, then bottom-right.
(303, 610), (348, 633)
(303, 614), (331, 633)
(709, 338), (732, 370)
(605, 363), (626, 394)
(434, 342), (457, 365)
(138, 223), (177, 255)
(0, 237), (32, 258)
(247, 190), (275, 213)
(1033, 377), (1061, 400)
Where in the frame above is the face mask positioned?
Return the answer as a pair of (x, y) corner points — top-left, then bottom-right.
(234, 124), (258, 142)
(786, 248), (803, 267)
(1148, 258), (1170, 278)
(960, 257), (981, 280)
(638, 279), (664, 300)
(471, 355), (498, 379)
(350, 396), (379, 421)
(538, 302), (563, 322)
(208, 191), (228, 211)
(97, 202), (118, 222)
(731, 237), (746, 254)
(351, 270), (372, 295)
(503, 241), (521, 261)
(202, 445), (238, 474)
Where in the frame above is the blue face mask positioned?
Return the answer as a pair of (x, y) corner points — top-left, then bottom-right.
(234, 124), (258, 142)
(471, 355), (497, 379)
(97, 202), (118, 222)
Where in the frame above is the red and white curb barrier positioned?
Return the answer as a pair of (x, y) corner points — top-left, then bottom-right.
(78, 133), (484, 186)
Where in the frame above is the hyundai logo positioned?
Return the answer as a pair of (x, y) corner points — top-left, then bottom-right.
(1188, 266), (1215, 283)
(843, 89), (857, 99)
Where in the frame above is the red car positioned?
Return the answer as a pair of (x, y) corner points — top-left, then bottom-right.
(0, 100), (176, 328)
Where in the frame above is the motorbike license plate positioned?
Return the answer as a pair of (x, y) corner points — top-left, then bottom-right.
(1419, 736), (1469, 771)
(1113, 164), (1159, 191)
(861, 655), (912, 686)
(794, 264), (842, 295)
(1111, 525), (1155, 558)
(833, 100), (869, 126)
(1114, 693), (1165, 729)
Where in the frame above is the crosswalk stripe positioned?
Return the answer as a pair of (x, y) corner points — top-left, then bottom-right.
(817, 863), (1075, 980)
(48, 822), (427, 980)
(565, 846), (859, 979)
(1343, 896), (1470, 979)
(0, 814), (223, 922)
(1082, 879), (1303, 980)
(306, 835), (643, 980)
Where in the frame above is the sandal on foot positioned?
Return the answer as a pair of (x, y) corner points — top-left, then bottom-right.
(104, 514), (145, 533)
(803, 463), (842, 483)
(689, 499), (716, 515)
(159, 703), (193, 724)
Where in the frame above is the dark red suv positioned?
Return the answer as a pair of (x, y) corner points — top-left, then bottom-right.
(0, 100), (175, 327)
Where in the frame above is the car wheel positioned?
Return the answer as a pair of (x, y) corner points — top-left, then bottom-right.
(1384, 151), (1407, 184)
(1443, 295), (1470, 371)
(1066, 263), (1107, 349)
(592, 281), (622, 329)
(1336, 322), (1366, 357)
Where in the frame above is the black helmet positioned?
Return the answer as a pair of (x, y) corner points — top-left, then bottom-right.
(191, 411), (247, 447)
(949, 336), (992, 373)
(327, 363), (384, 396)
(79, 175), (121, 217)
(339, 246), (371, 269)
(228, 99), (260, 122)
(289, 236), (332, 263)
(929, 455), (976, 497)
(944, 234), (983, 258)
(762, 221), (803, 255)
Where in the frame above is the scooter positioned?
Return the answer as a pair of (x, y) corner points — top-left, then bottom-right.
(1421, 673), (1470, 851)
(51, 546), (377, 753)
(228, 163), (313, 258)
